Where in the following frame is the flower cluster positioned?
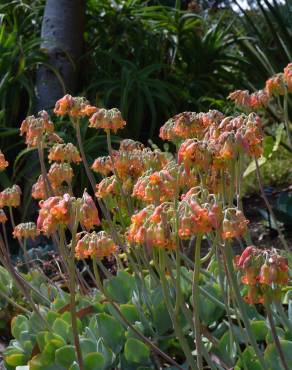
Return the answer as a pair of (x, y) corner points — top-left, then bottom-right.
(228, 90), (269, 110)
(160, 110), (225, 142)
(228, 62), (292, 109)
(178, 139), (211, 173)
(48, 143), (81, 163)
(133, 168), (177, 204)
(13, 96), (269, 281)
(222, 209), (249, 239)
(0, 185), (21, 208)
(127, 188), (226, 248)
(206, 113), (263, 158)
(13, 222), (39, 240)
(177, 113), (263, 183)
(33, 146), (80, 200)
(92, 150), (144, 180)
(179, 167), (199, 190)
(235, 246), (289, 304)
(20, 111), (59, 147)
(48, 163), (74, 189)
(37, 192), (100, 235)
(93, 144), (169, 201)
(265, 74), (286, 97)
(127, 173), (250, 248)
(284, 63), (292, 92)
(92, 143), (168, 180)
(127, 204), (176, 250)
(32, 175), (54, 200)
(119, 139), (144, 151)
(0, 151), (8, 171)
(95, 176), (120, 199)
(54, 95), (97, 117)
(89, 108), (126, 133)
(178, 189), (222, 238)
(37, 194), (72, 234)
(131, 162), (198, 204)
(91, 156), (112, 176)
(75, 231), (117, 260)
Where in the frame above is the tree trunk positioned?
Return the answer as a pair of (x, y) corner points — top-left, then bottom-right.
(35, 0), (85, 111)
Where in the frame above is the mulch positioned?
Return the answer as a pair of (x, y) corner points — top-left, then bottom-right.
(243, 191), (292, 250)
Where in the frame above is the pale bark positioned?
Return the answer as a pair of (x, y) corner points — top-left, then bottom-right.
(35, 0), (85, 111)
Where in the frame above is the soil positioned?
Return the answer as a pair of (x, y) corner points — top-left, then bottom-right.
(0, 340), (6, 369)
(243, 190), (292, 250)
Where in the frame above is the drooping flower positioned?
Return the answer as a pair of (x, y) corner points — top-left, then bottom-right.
(222, 209), (249, 239)
(37, 192), (100, 235)
(228, 90), (269, 110)
(229, 90), (251, 107)
(119, 139), (144, 151)
(236, 245), (254, 268)
(89, 108), (126, 133)
(13, 222), (39, 240)
(80, 191), (100, 230)
(112, 150), (145, 180)
(48, 143), (81, 163)
(54, 95), (97, 117)
(160, 110), (225, 142)
(265, 73), (286, 97)
(0, 185), (21, 208)
(178, 139), (211, 173)
(37, 194), (72, 235)
(95, 176), (119, 199)
(241, 266), (258, 286)
(48, 163), (74, 188)
(91, 156), (112, 176)
(132, 168), (177, 204)
(178, 167), (199, 190)
(126, 207), (150, 244)
(20, 111), (56, 147)
(0, 151), (8, 171)
(258, 264), (271, 285)
(178, 194), (216, 237)
(213, 136), (236, 166)
(235, 247), (289, 304)
(0, 209), (7, 223)
(75, 231), (117, 260)
(235, 113), (263, 158)
(127, 204), (176, 250)
(250, 90), (269, 109)
(32, 175), (48, 200)
(284, 63), (292, 92)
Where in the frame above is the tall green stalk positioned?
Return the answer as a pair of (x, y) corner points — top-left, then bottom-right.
(265, 302), (289, 370)
(59, 225), (84, 370)
(192, 234), (203, 370)
(157, 249), (198, 370)
(283, 89), (292, 149)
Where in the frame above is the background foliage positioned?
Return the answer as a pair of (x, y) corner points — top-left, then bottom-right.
(83, 0), (243, 141)
(0, 0), (292, 192)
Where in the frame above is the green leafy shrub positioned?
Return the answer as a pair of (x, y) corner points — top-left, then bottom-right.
(84, 0), (242, 140)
